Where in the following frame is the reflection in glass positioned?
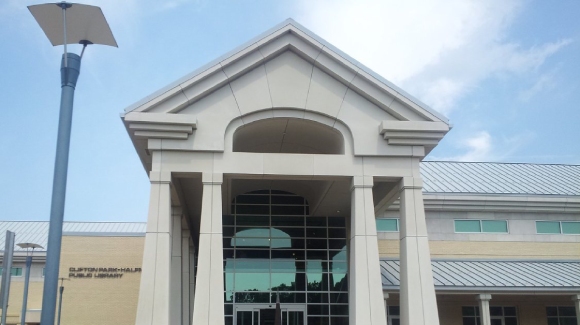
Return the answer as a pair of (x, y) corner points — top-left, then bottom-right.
(331, 272), (347, 290)
(271, 238), (292, 248)
(307, 272), (324, 291)
(236, 259), (269, 272)
(236, 228), (270, 237)
(271, 273), (297, 291)
(234, 273), (270, 291)
(225, 272), (234, 292)
(329, 249), (346, 261)
(332, 262), (347, 272)
(234, 237), (270, 247)
(271, 260), (297, 272)
(306, 260), (324, 272)
(226, 190), (349, 323)
(235, 292), (271, 304)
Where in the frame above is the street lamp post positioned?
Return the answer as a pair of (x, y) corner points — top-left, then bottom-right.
(16, 243), (43, 325)
(28, 3), (117, 324)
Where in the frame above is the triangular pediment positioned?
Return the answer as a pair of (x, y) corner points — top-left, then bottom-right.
(125, 19), (447, 122)
(122, 19), (450, 169)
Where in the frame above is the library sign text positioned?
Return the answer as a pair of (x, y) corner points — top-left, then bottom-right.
(69, 267), (142, 279)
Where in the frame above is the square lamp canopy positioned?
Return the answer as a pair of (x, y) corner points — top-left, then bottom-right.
(28, 2), (117, 47)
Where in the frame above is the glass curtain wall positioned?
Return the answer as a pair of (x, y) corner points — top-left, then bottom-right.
(224, 190), (349, 325)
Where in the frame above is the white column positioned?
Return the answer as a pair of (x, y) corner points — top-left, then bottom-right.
(170, 207), (183, 325)
(398, 177), (439, 325)
(181, 230), (191, 325)
(192, 173), (224, 325)
(477, 294), (492, 325)
(135, 171), (173, 325)
(349, 176), (388, 325)
(572, 295), (580, 325)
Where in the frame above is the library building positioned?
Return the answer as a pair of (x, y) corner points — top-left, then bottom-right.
(1, 19), (579, 325)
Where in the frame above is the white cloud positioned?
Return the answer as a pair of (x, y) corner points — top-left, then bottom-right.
(450, 131), (492, 162)
(295, 0), (571, 115)
(430, 130), (535, 162)
(518, 69), (558, 102)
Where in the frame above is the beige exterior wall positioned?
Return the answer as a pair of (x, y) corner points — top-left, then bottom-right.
(0, 235), (144, 325)
(58, 235), (144, 325)
(0, 281), (44, 324)
(378, 239), (580, 259)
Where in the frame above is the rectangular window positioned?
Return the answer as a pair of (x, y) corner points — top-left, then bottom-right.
(376, 219), (399, 232)
(562, 222), (580, 235)
(537, 221), (580, 235)
(455, 220), (481, 233)
(482, 220), (509, 233)
(462, 306), (481, 325)
(490, 306), (518, 325)
(547, 306), (577, 325)
(0, 267), (23, 277)
(388, 306), (400, 325)
(455, 220), (508, 233)
(462, 306), (518, 325)
(537, 221), (561, 234)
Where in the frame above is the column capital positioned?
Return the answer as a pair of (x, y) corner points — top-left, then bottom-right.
(476, 294), (492, 301)
(202, 172), (223, 185)
(571, 294), (580, 302)
(398, 176), (423, 191)
(150, 171), (172, 184)
(351, 176), (373, 191)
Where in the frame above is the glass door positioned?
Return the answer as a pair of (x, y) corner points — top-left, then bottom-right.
(235, 304), (305, 325)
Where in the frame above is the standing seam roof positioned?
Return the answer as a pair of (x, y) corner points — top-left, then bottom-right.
(381, 260), (580, 290)
(0, 221), (146, 252)
(420, 162), (580, 196)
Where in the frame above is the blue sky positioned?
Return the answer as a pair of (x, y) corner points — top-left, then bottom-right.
(1, 0), (579, 222)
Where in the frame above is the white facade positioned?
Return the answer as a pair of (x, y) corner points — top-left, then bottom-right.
(122, 19), (453, 325)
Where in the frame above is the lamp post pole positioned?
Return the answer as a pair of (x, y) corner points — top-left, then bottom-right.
(27, 3), (117, 324)
(41, 49), (80, 325)
(21, 255), (32, 325)
(17, 243), (43, 325)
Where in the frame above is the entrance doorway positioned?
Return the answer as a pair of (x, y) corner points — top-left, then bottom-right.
(235, 304), (305, 325)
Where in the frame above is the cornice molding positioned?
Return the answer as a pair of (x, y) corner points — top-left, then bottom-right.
(124, 112), (197, 140)
(379, 120), (449, 150)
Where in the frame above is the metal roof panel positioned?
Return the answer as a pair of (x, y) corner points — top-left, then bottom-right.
(381, 259), (580, 291)
(421, 162), (580, 196)
(0, 221), (146, 252)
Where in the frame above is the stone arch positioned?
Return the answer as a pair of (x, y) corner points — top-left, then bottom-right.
(224, 108), (355, 155)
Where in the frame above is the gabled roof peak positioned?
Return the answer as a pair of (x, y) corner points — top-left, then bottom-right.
(123, 18), (448, 124)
